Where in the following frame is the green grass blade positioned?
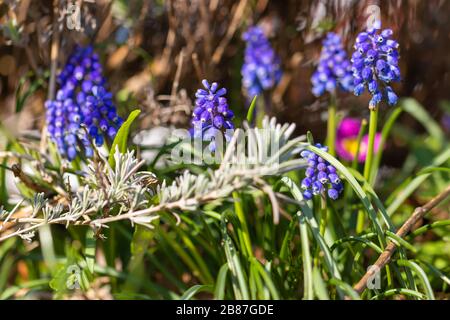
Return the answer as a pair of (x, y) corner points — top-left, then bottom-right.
(180, 284), (214, 300)
(370, 107), (402, 185)
(312, 267), (329, 300)
(280, 177), (343, 284)
(408, 220), (450, 238)
(307, 145), (387, 246)
(214, 263), (229, 300)
(220, 218), (250, 299)
(298, 212), (314, 300)
(0, 279), (50, 300)
(251, 258), (280, 300)
(246, 96), (258, 124)
(387, 148), (450, 215)
(84, 227), (96, 274)
(401, 98), (445, 146)
(330, 234), (382, 254)
(108, 109), (141, 168)
(385, 230), (417, 253)
(397, 259), (435, 300)
(329, 278), (361, 300)
(370, 288), (427, 300)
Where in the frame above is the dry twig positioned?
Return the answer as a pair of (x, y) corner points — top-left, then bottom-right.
(353, 184), (450, 294)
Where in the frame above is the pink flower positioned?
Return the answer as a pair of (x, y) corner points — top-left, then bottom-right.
(336, 117), (381, 162)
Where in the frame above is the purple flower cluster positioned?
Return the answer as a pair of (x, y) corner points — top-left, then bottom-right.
(351, 21), (401, 109)
(300, 144), (343, 200)
(192, 80), (235, 151)
(311, 32), (353, 97)
(45, 46), (123, 160)
(241, 26), (282, 97)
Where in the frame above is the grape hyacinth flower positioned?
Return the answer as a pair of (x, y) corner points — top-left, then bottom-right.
(300, 144), (343, 200)
(336, 117), (381, 162)
(241, 26), (282, 97)
(351, 21), (401, 109)
(311, 32), (353, 97)
(191, 80), (235, 152)
(45, 46), (123, 160)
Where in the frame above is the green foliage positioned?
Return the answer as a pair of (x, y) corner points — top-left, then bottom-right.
(1, 73), (449, 301)
(108, 109), (141, 168)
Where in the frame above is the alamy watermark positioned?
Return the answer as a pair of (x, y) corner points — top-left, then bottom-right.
(66, 264), (81, 290)
(62, 0), (95, 31)
(366, 5), (381, 29)
(65, 3), (81, 31)
(168, 127), (283, 169)
(366, 265), (381, 290)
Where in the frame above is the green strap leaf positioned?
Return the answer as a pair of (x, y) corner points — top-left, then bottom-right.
(108, 109), (141, 168)
(214, 263), (229, 300)
(180, 284), (214, 300)
(370, 288), (427, 300)
(84, 227), (96, 274)
(280, 176), (343, 299)
(312, 267), (329, 300)
(307, 145), (387, 247)
(401, 98), (445, 146)
(387, 148), (450, 215)
(397, 259), (435, 300)
(246, 96), (258, 123)
(298, 212), (314, 300)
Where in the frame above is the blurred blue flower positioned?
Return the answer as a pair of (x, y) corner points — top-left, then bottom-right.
(45, 45), (123, 160)
(300, 144), (343, 200)
(351, 21), (401, 109)
(311, 32), (354, 97)
(241, 26), (282, 97)
(191, 79), (235, 152)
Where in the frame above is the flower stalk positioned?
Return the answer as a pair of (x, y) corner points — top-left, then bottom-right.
(327, 95), (337, 156)
(357, 108), (378, 233)
(363, 108), (379, 182)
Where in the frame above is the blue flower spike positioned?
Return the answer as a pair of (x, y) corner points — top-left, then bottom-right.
(191, 80), (235, 152)
(45, 45), (123, 161)
(351, 21), (401, 110)
(311, 32), (354, 97)
(300, 144), (343, 200)
(241, 26), (282, 97)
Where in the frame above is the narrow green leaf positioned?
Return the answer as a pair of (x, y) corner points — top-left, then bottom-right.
(220, 217), (249, 300)
(180, 284), (214, 300)
(214, 263), (229, 300)
(370, 107), (402, 185)
(251, 258), (280, 300)
(123, 224), (158, 292)
(306, 131), (314, 144)
(401, 98), (445, 146)
(387, 148), (450, 215)
(0, 279), (50, 300)
(39, 224), (57, 272)
(370, 288), (427, 300)
(307, 145), (387, 246)
(397, 259), (435, 300)
(108, 109), (141, 168)
(280, 177), (343, 286)
(329, 278), (361, 300)
(330, 233), (382, 254)
(312, 267), (329, 300)
(298, 212), (313, 300)
(15, 74), (46, 113)
(417, 166), (450, 175)
(408, 220), (450, 238)
(246, 96), (258, 124)
(84, 227), (96, 274)
(385, 231), (417, 253)
(416, 260), (450, 286)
